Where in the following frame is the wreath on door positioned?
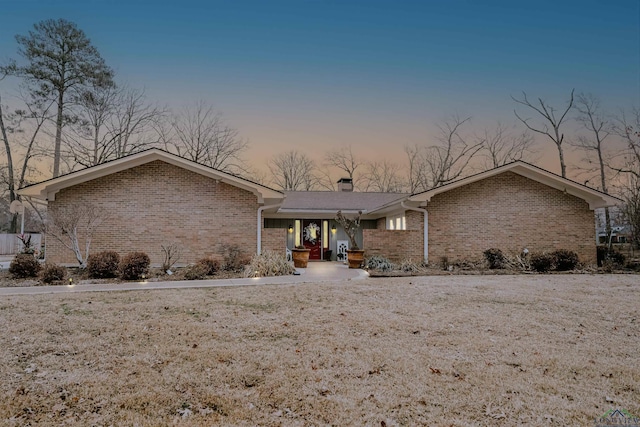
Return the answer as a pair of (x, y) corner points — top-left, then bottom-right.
(303, 222), (321, 245)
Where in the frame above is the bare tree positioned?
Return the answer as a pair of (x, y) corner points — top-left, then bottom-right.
(65, 85), (164, 168)
(4, 19), (114, 177)
(613, 108), (640, 251)
(161, 101), (248, 173)
(406, 115), (484, 192)
(324, 145), (362, 188)
(45, 204), (109, 268)
(335, 210), (362, 250)
(513, 89), (574, 177)
(613, 108), (640, 181)
(64, 81), (117, 168)
(361, 160), (406, 192)
(621, 177), (640, 251)
(404, 144), (429, 193)
(0, 86), (53, 231)
(572, 93), (614, 244)
(109, 87), (164, 159)
(161, 243), (181, 272)
(480, 122), (535, 168)
(269, 150), (319, 191)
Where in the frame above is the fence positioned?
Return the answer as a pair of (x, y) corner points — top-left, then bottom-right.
(0, 234), (43, 255)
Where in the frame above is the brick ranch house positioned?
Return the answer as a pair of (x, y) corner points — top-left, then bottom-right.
(18, 149), (620, 266)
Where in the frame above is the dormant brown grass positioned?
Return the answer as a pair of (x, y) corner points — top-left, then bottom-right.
(1, 274), (638, 426)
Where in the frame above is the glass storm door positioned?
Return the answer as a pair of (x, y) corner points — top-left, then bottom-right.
(302, 220), (322, 260)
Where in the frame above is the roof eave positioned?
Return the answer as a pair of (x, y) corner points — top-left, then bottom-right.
(408, 162), (623, 209)
(17, 149), (284, 204)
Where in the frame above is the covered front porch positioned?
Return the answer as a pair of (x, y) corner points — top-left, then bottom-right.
(263, 217), (371, 262)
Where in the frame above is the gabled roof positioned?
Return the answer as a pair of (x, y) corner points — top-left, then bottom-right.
(407, 161), (621, 209)
(279, 191), (408, 214)
(18, 149), (284, 205)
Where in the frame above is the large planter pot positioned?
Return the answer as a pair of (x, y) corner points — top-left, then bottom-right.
(292, 248), (310, 268)
(346, 249), (365, 269)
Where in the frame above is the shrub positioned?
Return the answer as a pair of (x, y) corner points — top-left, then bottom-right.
(184, 263), (210, 280)
(119, 252), (150, 280)
(220, 244), (251, 272)
(597, 246), (626, 268)
(87, 251), (120, 278)
(625, 259), (640, 271)
(9, 254), (41, 278)
(530, 253), (554, 273)
(196, 257), (220, 275)
(244, 251), (296, 277)
(483, 248), (506, 269)
(607, 248), (626, 266)
(552, 249), (579, 271)
(399, 259), (422, 273)
(161, 243), (181, 272)
(365, 255), (395, 272)
(40, 263), (66, 284)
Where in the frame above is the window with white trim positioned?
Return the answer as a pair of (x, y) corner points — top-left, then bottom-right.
(387, 214), (406, 230)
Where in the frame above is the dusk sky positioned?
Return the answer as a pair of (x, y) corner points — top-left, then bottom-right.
(1, 0), (639, 178)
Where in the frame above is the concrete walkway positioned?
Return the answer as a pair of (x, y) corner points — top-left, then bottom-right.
(0, 262), (368, 296)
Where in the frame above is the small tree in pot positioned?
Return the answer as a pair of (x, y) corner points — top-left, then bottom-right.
(335, 210), (365, 268)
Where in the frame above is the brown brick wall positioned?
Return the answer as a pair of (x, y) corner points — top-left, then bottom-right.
(405, 210), (423, 230)
(365, 209), (425, 261)
(47, 160), (259, 265)
(427, 172), (596, 263)
(363, 229), (424, 262)
(262, 228), (286, 255)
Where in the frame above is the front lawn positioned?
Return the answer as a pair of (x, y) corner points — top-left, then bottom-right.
(0, 275), (638, 425)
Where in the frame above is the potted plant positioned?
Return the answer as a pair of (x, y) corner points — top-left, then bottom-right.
(291, 245), (310, 268)
(335, 210), (365, 268)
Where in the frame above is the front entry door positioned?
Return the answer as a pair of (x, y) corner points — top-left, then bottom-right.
(302, 220), (322, 260)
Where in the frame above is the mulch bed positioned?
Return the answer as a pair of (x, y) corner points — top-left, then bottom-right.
(0, 267), (246, 288)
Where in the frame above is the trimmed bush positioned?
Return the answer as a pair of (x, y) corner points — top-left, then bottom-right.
(41, 263), (66, 284)
(365, 255), (395, 272)
(483, 248), (506, 269)
(184, 263), (210, 280)
(221, 245), (251, 272)
(87, 251), (120, 278)
(552, 249), (579, 271)
(9, 254), (41, 278)
(196, 257), (220, 275)
(245, 251), (296, 277)
(119, 252), (150, 280)
(530, 253), (554, 273)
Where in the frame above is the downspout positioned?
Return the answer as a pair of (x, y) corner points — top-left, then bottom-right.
(257, 202), (282, 255)
(401, 201), (429, 264)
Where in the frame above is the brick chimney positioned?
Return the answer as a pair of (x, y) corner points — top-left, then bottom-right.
(337, 178), (353, 192)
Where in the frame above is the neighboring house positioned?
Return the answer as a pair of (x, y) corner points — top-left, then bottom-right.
(597, 225), (631, 245)
(18, 149), (620, 266)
